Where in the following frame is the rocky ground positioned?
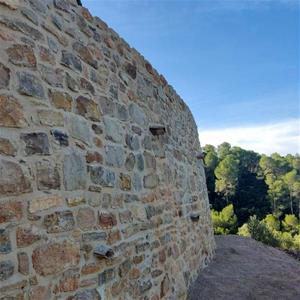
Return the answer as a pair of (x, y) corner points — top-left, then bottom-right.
(188, 235), (300, 300)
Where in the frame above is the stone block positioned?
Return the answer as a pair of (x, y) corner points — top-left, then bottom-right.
(0, 159), (31, 196)
(67, 114), (91, 145)
(63, 149), (87, 190)
(44, 210), (75, 233)
(0, 137), (16, 156)
(90, 166), (116, 188)
(76, 207), (95, 231)
(0, 201), (22, 224)
(0, 260), (14, 281)
(32, 241), (80, 276)
(98, 212), (117, 228)
(36, 160), (60, 190)
(103, 117), (123, 143)
(37, 109), (64, 127)
(49, 90), (73, 111)
(143, 173), (159, 189)
(16, 226), (41, 248)
(28, 195), (63, 214)
(6, 44), (36, 68)
(0, 95), (26, 128)
(76, 95), (101, 121)
(0, 229), (11, 254)
(17, 72), (45, 99)
(105, 145), (125, 167)
(17, 252), (29, 275)
(0, 62), (10, 88)
(21, 132), (50, 155)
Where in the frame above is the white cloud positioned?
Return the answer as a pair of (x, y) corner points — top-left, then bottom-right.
(198, 119), (300, 155)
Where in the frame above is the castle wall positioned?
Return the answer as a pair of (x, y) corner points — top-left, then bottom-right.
(0, 0), (215, 299)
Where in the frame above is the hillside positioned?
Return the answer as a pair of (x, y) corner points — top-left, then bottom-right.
(188, 235), (300, 300)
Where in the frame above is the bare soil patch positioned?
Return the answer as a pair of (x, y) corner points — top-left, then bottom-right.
(188, 235), (300, 300)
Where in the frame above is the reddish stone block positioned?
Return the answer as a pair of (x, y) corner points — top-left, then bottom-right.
(32, 241), (80, 276)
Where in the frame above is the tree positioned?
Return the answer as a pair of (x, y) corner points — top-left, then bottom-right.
(203, 144), (219, 209)
(266, 178), (289, 216)
(217, 142), (231, 160)
(214, 155), (239, 203)
(282, 214), (299, 235)
(283, 170), (300, 215)
(246, 215), (279, 247)
(211, 204), (237, 235)
(263, 214), (280, 231)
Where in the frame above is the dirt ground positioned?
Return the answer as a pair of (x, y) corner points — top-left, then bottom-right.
(188, 235), (300, 300)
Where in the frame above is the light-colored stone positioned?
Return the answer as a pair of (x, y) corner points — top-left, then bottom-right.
(29, 195), (63, 214)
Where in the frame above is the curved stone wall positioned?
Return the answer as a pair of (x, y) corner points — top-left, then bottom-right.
(0, 0), (215, 299)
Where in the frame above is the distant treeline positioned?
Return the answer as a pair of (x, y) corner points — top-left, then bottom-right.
(203, 142), (300, 252)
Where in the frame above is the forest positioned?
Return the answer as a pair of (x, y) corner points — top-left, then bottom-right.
(203, 142), (300, 254)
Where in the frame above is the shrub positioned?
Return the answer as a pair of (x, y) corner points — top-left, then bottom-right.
(247, 215), (279, 247)
(211, 204), (238, 235)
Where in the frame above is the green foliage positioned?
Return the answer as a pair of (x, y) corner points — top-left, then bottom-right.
(244, 216), (279, 247)
(274, 231), (294, 250)
(211, 204), (237, 235)
(204, 141), (300, 252)
(237, 223), (250, 237)
(215, 155), (239, 200)
(282, 214), (299, 235)
(263, 214), (280, 231)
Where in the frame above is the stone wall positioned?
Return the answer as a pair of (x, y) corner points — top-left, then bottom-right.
(0, 0), (215, 299)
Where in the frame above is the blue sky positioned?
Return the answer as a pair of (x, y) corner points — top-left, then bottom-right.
(83, 0), (299, 154)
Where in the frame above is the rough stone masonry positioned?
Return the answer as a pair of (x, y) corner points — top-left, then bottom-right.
(0, 0), (215, 299)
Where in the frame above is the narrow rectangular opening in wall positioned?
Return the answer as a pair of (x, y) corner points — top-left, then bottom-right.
(149, 125), (166, 136)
